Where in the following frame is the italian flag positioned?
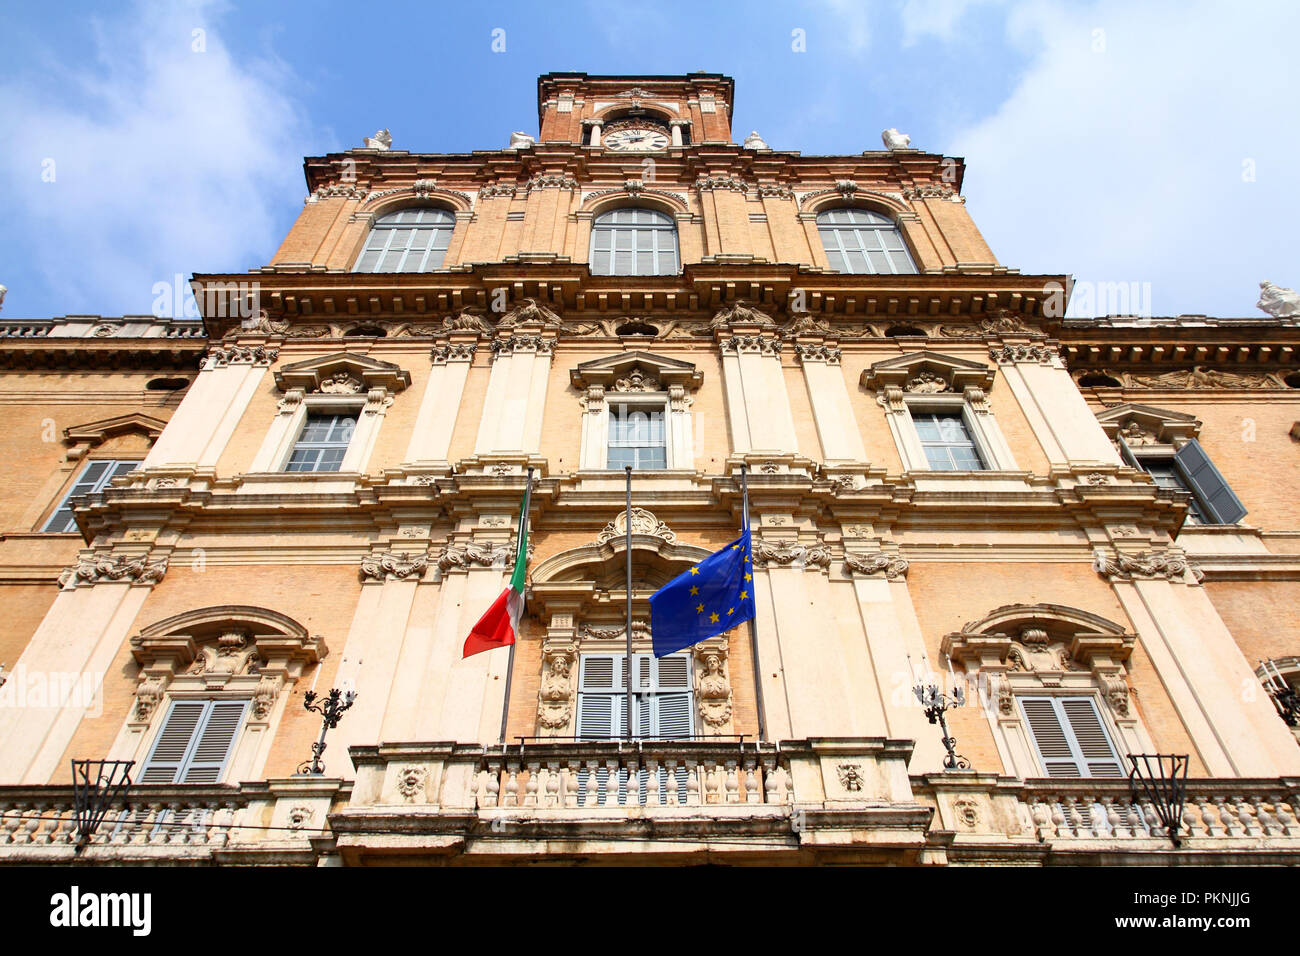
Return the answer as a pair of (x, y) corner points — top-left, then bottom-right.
(462, 494), (529, 658)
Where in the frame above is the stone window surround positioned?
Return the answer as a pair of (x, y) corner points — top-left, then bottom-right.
(117, 606), (327, 781)
(941, 603), (1152, 780)
(247, 353), (410, 476)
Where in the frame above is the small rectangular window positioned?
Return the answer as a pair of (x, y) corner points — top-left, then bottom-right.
(42, 460), (138, 532)
(607, 404), (667, 470)
(285, 412), (358, 473)
(912, 411), (985, 471)
(1124, 438), (1246, 525)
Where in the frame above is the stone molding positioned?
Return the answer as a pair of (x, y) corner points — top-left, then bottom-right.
(59, 552), (168, 589)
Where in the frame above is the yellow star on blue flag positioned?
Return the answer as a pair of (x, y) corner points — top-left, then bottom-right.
(649, 529), (756, 657)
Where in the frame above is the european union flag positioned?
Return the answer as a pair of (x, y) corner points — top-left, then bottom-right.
(649, 529), (756, 657)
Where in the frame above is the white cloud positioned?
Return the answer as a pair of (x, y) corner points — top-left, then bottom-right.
(0, 0), (318, 317)
(819, 0), (872, 53)
(946, 0), (1300, 317)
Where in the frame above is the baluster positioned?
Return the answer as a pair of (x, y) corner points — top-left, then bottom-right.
(1234, 796), (1262, 836)
(1102, 797), (1124, 837)
(14, 807), (38, 845)
(43, 806), (70, 846)
(1256, 800), (1282, 836)
(701, 761), (718, 804)
(1031, 801), (1053, 841)
(646, 759), (660, 806)
(665, 759), (680, 806)
(545, 761), (561, 808)
(524, 761), (540, 807)
(579, 761), (595, 808)
(745, 761), (760, 804)
(724, 761), (740, 804)
(1197, 798), (1223, 837)
(1214, 796), (1242, 836)
(487, 765), (501, 808)
(685, 759), (701, 806)
(209, 806), (234, 847)
(166, 803), (189, 845)
(625, 759), (640, 807)
(605, 759), (620, 807)
(1049, 799), (1068, 838)
(1272, 797), (1299, 835)
(0, 807), (22, 844)
(774, 762), (793, 805)
(505, 763), (520, 807)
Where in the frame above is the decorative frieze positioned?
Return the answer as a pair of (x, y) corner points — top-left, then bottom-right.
(694, 176), (749, 194)
(902, 184), (959, 200)
(59, 552), (168, 588)
(843, 551), (909, 580)
(359, 551), (429, 582)
(710, 300), (776, 330)
(988, 345), (1059, 365)
(580, 621), (652, 641)
(437, 541), (516, 571)
(478, 183), (518, 199)
(757, 184), (795, 200)
(1094, 549), (1204, 584)
(526, 173), (578, 192)
(498, 297), (563, 331)
(751, 539), (832, 571)
(720, 335), (782, 356)
(584, 183), (688, 206)
(306, 183), (370, 203)
(491, 335), (555, 359)
(203, 345), (278, 370)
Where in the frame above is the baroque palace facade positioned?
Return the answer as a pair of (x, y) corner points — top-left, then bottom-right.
(2, 72), (1299, 865)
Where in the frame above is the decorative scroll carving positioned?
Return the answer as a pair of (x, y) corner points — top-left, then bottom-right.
(307, 183), (370, 203)
(751, 539), (832, 571)
(431, 342), (477, 364)
(580, 621), (652, 641)
(757, 184), (795, 200)
(709, 300), (776, 330)
(613, 368), (661, 392)
(437, 542), (515, 571)
(360, 551), (429, 582)
(597, 508), (676, 545)
(1094, 550), (1203, 584)
(720, 335), (782, 356)
(902, 183), (957, 200)
(989, 345), (1057, 365)
(491, 335), (555, 358)
(59, 553), (168, 588)
(526, 173), (577, 191)
(317, 371), (364, 394)
(905, 370), (951, 393)
(795, 344), (842, 364)
(694, 176), (749, 194)
(203, 345), (278, 370)
(479, 183), (518, 199)
(844, 551), (909, 580)
(585, 183), (688, 207)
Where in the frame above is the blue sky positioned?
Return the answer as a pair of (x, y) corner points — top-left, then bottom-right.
(1, 0), (1296, 319)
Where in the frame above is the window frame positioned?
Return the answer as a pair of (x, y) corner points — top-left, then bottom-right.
(284, 409), (360, 474)
(816, 207), (918, 275)
(588, 207), (680, 277)
(605, 397), (670, 471)
(893, 394), (1016, 473)
(910, 409), (987, 472)
(41, 459), (139, 533)
(1119, 437), (1246, 526)
(352, 206), (456, 274)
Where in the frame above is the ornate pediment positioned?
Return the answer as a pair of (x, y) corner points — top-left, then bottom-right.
(942, 603), (1135, 670)
(1095, 403), (1201, 448)
(859, 350), (997, 394)
(570, 351), (703, 392)
(273, 352), (411, 394)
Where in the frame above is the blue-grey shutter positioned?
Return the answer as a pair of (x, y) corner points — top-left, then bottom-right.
(181, 701), (247, 783)
(1060, 698), (1124, 778)
(139, 701), (207, 783)
(1020, 697), (1082, 777)
(1021, 696), (1123, 778)
(1174, 439), (1247, 524)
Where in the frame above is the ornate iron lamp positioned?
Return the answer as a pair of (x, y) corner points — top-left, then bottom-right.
(1260, 660), (1300, 726)
(910, 655), (970, 771)
(70, 759), (134, 853)
(296, 687), (356, 775)
(1128, 753), (1189, 847)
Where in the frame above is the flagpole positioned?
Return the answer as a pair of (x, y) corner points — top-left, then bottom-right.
(498, 467), (533, 745)
(741, 464), (767, 743)
(624, 465), (634, 741)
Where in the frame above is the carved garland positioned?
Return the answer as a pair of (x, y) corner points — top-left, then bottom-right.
(59, 553), (168, 589)
(751, 539), (832, 571)
(1094, 549), (1204, 584)
(843, 551), (909, 580)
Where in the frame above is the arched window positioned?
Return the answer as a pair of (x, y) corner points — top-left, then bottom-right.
(590, 208), (678, 276)
(817, 208), (917, 275)
(354, 207), (455, 273)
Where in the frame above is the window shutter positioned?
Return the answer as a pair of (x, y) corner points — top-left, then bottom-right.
(181, 701), (248, 783)
(1020, 697), (1082, 777)
(1116, 435), (1140, 469)
(1060, 698), (1124, 778)
(576, 694), (615, 740)
(139, 701), (208, 783)
(655, 654), (691, 692)
(1174, 439), (1247, 524)
(654, 693), (694, 739)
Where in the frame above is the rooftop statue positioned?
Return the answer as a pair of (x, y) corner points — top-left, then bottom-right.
(362, 128), (392, 150)
(882, 128), (911, 150)
(1257, 280), (1300, 318)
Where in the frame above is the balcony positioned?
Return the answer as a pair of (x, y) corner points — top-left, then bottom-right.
(5, 743), (1300, 865)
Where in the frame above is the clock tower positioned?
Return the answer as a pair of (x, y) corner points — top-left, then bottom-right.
(536, 72), (735, 148)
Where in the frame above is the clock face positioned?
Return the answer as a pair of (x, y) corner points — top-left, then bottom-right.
(603, 126), (670, 152)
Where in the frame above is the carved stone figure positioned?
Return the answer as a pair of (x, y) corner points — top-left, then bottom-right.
(905, 371), (950, 393)
(440, 311), (494, 335)
(1118, 420), (1158, 446)
(507, 130), (536, 150)
(695, 652), (732, 729)
(1257, 280), (1300, 318)
(708, 299), (776, 330)
(0, 284), (8, 312)
(397, 766), (427, 801)
(538, 649), (575, 730)
(742, 130), (769, 150)
(596, 508), (676, 545)
(881, 128), (911, 150)
(318, 371), (364, 394)
(782, 312), (834, 338)
(362, 128), (392, 150)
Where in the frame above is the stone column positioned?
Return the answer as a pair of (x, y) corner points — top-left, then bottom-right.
(669, 120), (687, 147)
(404, 335), (480, 468)
(0, 552), (167, 784)
(583, 118), (603, 147)
(142, 345), (276, 471)
(990, 343), (1120, 467)
(793, 340), (867, 463)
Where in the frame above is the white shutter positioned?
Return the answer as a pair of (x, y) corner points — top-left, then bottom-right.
(1174, 439), (1247, 524)
(139, 699), (247, 784)
(1021, 696), (1124, 779)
